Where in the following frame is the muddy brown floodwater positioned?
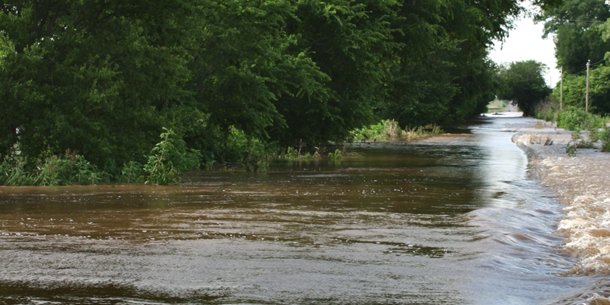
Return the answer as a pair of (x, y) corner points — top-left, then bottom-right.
(0, 115), (597, 304)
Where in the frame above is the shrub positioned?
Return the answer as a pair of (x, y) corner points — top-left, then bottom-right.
(35, 152), (102, 185)
(120, 161), (145, 183)
(404, 124), (443, 142)
(143, 128), (201, 184)
(241, 141), (274, 172)
(328, 149), (343, 160)
(557, 108), (606, 131)
(351, 119), (403, 141)
(0, 149), (102, 186)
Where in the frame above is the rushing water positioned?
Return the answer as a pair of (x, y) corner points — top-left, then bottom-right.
(0, 115), (595, 304)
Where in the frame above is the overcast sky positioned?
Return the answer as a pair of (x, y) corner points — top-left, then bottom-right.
(488, 10), (559, 88)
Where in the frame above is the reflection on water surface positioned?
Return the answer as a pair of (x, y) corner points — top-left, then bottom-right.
(0, 116), (591, 304)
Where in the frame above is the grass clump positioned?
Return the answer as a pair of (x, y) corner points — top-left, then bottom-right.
(278, 146), (314, 161)
(351, 120), (443, 142)
(404, 124), (443, 142)
(351, 119), (403, 141)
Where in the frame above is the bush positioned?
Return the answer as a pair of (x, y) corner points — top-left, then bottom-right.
(240, 141), (274, 172)
(120, 161), (145, 183)
(557, 108), (607, 131)
(36, 152), (102, 185)
(0, 128), (204, 186)
(0, 149), (103, 186)
(351, 119), (403, 141)
(328, 149), (343, 160)
(143, 128), (201, 184)
(404, 124), (443, 142)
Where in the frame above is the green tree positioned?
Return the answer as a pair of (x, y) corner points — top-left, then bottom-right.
(267, 0), (399, 147)
(536, 0), (610, 74)
(0, 0), (541, 184)
(380, 0), (520, 127)
(0, 0), (201, 171)
(551, 15), (610, 116)
(559, 65), (610, 115)
(0, 0), (328, 172)
(497, 60), (552, 116)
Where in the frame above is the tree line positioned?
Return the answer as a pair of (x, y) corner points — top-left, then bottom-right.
(1, 0), (562, 184)
(536, 0), (610, 115)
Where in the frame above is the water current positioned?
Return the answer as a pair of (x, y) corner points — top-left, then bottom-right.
(0, 115), (598, 304)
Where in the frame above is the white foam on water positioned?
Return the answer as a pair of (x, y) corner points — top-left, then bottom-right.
(529, 149), (610, 275)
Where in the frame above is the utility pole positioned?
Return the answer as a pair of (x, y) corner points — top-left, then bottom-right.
(586, 60), (590, 113)
(560, 66), (563, 110)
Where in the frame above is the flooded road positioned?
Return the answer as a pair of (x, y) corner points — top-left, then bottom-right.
(0, 116), (592, 304)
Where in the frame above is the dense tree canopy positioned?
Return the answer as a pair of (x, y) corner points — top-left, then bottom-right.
(535, 0), (610, 116)
(536, 0), (610, 74)
(377, 0), (521, 127)
(497, 60), (552, 117)
(0, 0), (530, 180)
(555, 15), (610, 115)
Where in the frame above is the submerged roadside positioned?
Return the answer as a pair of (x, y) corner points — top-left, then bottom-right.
(512, 123), (610, 303)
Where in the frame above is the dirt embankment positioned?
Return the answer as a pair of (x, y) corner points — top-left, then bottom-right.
(513, 126), (610, 276)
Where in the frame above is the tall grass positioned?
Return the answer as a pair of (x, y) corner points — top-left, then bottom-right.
(404, 124), (443, 142)
(351, 119), (403, 141)
(351, 120), (443, 142)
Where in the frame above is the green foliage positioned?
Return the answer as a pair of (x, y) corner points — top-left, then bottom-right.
(533, 95), (560, 122)
(538, 1), (610, 117)
(588, 123), (610, 152)
(558, 65), (610, 115)
(602, 131), (610, 152)
(37, 152), (102, 186)
(351, 120), (403, 142)
(277, 146), (315, 162)
(328, 149), (343, 160)
(143, 128), (200, 185)
(557, 108), (608, 130)
(268, 0), (400, 146)
(220, 128), (278, 172)
(120, 161), (145, 183)
(351, 120), (443, 142)
(0, 149), (102, 186)
(566, 142), (578, 156)
(558, 108), (610, 154)
(488, 99), (509, 113)
(240, 141), (274, 173)
(404, 125), (444, 142)
(497, 60), (553, 116)
(536, 0), (610, 74)
(380, 0), (520, 127)
(0, 0), (527, 184)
